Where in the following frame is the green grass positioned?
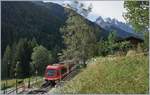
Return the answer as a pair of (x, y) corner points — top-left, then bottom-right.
(32, 79), (45, 88)
(58, 54), (149, 94)
(1, 76), (43, 90)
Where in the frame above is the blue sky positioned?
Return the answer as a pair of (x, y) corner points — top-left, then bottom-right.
(44, 0), (126, 23)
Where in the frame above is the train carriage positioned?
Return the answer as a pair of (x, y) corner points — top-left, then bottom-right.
(44, 60), (75, 85)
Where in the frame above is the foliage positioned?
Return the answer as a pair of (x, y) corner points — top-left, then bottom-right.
(1, 45), (12, 79)
(15, 38), (35, 78)
(124, 1), (149, 52)
(140, 32), (149, 51)
(15, 61), (21, 78)
(58, 55), (149, 94)
(59, 10), (99, 65)
(98, 32), (132, 56)
(1, 1), (66, 58)
(124, 1), (149, 32)
(31, 45), (53, 75)
(9, 42), (18, 78)
(1, 38), (38, 79)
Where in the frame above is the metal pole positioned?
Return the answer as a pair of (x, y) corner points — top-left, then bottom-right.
(3, 83), (5, 94)
(15, 61), (19, 94)
(16, 78), (18, 94)
(6, 62), (10, 94)
(5, 78), (7, 94)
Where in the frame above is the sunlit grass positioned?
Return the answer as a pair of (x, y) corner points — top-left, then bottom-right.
(58, 54), (149, 94)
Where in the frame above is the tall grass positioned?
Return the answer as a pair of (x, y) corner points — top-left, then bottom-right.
(58, 54), (149, 94)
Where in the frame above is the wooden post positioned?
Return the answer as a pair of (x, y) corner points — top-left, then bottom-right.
(28, 77), (30, 88)
(36, 70), (37, 83)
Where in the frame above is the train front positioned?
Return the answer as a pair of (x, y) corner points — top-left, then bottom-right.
(44, 65), (62, 85)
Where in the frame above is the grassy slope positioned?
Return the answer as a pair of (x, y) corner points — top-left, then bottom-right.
(1, 76), (43, 90)
(58, 54), (149, 94)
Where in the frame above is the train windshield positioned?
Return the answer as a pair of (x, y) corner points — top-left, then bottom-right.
(47, 69), (56, 76)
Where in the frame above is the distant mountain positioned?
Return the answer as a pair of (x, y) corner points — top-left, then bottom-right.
(95, 16), (144, 41)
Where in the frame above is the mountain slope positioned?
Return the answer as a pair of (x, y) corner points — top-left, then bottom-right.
(1, 1), (68, 55)
(2, 1), (105, 56)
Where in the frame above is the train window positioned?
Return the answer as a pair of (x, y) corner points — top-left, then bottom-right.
(47, 69), (56, 76)
(61, 68), (67, 75)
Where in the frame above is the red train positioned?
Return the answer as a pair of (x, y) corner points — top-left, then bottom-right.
(44, 60), (75, 85)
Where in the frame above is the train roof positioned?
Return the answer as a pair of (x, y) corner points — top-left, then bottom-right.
(46, 64), (64, 69)
(46, 60), (76, 69)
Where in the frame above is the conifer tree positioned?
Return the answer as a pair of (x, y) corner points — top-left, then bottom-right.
(10, 42), (18, 78)
(15, 38), (34, 78)
(2, 45), (12, 79)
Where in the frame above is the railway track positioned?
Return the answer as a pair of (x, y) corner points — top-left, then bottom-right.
(27, 82), (52, 94)
(55, 68), (80, 87)
(27, 67), (80, 94)
(1, 78), (43, 94)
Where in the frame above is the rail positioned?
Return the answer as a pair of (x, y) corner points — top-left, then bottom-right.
(28, 65), (80, 94)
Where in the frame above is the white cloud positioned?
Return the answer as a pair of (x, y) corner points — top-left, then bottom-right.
(84, 1), (126, 22)
(43, 0), (126, 22)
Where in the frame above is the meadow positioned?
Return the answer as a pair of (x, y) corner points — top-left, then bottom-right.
(57, 53), (149, 94)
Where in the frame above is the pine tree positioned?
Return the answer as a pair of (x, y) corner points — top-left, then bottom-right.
(15, 38), (34, 78)
(10, 42), (17, 78)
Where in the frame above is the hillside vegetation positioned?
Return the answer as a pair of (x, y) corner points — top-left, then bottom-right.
(57, 54), (149, 94)
(1, 1), (67, 56)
